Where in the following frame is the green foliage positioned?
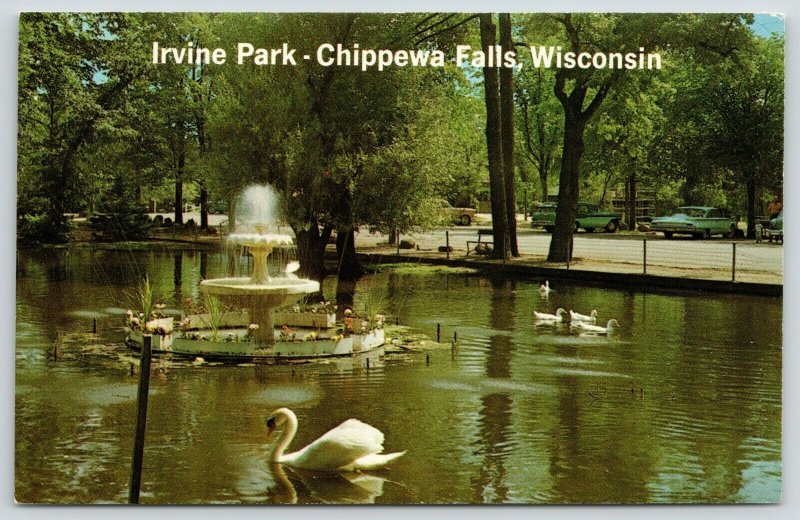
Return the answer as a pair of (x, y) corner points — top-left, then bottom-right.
(127, 276), (162, 331)
(17, 214), (71, 245)
(199, 293), (226, 341)
(17, 12), (784, 248)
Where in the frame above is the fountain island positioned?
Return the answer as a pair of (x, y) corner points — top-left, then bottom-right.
(125, 185), (385, 361)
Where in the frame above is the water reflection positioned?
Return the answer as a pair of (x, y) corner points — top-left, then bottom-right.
(15, 248), (782, 504)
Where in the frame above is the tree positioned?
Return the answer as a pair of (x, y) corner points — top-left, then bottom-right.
(479, 14), (510, 260)
(515, 66), (562, 203)
(499, 13), (519, 257)
(645, 26), (781, 235)
(208, 13), (460, 281)
(703, 35), (783, 235)
(518, 13), (753, 262)
(18, 13), (147, 242)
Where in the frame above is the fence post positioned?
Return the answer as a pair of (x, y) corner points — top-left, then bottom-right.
(446, 230), (450, 260)
(643, 239), (647, 275)
(129, 334), (153, 504)
(732, 242), (737, 282)
(567, 238), (571, 270)
(396, 233), (400, 256)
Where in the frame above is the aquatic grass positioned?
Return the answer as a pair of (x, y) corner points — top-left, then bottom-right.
(199, 293), (227, 341)
(126, 276), (161, 332)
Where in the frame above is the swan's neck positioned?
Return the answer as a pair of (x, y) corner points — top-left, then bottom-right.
(269, 410), (298, 462)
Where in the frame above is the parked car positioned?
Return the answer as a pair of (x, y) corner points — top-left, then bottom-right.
(530, 202), (621, 233)
(650, 206), (736, 239)
(768, 209), (783, 243)
(441, 201), (477, 226)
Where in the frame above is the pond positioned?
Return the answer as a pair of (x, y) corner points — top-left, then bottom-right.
(15, 247), (782, 504)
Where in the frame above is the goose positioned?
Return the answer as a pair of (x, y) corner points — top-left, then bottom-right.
(573, 319), (620, 335)
(265, 407), (406, 472)
(533, 308), (568, 323)
(539, 281), (552, 296)
(569, 309), (598, 323)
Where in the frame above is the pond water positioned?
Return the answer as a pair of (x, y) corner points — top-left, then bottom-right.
(15, 247), (782, 504)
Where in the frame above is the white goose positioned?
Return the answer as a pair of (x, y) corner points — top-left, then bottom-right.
(266, 407), (406, 472)
(539, 281), (552, 296)
(534, 307), (568, 323)
(569, 309), (598, 323)
(573, 319), (620, 335)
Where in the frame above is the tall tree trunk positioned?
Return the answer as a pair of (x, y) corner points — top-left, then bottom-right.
(626, 172), (637, 230)
(174, 145), (184, 225)
(479, 13), (508, 260)
(199, 187), (208, 229)
(194, 63), (210, 230)
(539, 159), (549, 202)
(336, 227), (364, 280)
(746, 178), (756, 238)
(294, 222), (332, 282)
(547, 117), (585, 262)
(499, 13), (518, 257)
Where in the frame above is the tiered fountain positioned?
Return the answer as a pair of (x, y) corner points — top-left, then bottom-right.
(125, 185), (385, 361)
(200, 226), (318, 344)
(200, 186), (319, 344)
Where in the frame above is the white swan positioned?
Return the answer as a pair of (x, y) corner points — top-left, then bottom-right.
(266, 407), (406, 472)
(569, 309), (598, 323)
(573, 319), (620, 334)
(533, 308), (568, 323)
(539, 281), (552, 296)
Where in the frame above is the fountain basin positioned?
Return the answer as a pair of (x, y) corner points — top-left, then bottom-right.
(200, 277), (319, 344)
(200, 277), (319, 299)
(227, 233), (293, 248)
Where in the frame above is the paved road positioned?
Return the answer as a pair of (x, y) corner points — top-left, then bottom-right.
(355, 226), (783, 277)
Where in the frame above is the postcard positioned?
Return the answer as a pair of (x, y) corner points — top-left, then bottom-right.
(15, 12), (783, 504)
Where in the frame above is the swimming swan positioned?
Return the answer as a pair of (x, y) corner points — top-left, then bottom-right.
(573, 319), (620, 334)
(266, 408), (406, 472)
(569, 309), (598, 323)
(539, 281), (552, 296)
(533, 308), (568, 323)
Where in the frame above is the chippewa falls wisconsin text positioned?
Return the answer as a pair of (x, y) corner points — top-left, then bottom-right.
(152, 42), (663, 71)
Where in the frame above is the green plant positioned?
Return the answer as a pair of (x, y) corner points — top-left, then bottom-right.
(126, 276), (162, 332)
(356, 286), (388, 329)
(200, 293), (226, 341)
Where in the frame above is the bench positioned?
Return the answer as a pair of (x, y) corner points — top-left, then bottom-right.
(466, 229), (494, 255)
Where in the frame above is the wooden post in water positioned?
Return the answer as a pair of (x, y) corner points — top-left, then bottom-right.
(129, 334), (153, 504)
(437, 323), (441, 343)
(446, 231), (450, 260)
(732, 242), (737, 282)
(92, 318), (97, 334)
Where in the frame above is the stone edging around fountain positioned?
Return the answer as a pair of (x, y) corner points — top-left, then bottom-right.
(125, 316), (385, 361)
